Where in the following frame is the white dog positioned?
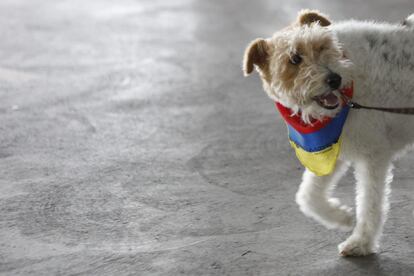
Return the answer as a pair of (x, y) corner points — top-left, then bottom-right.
(243, 10), (414, 256)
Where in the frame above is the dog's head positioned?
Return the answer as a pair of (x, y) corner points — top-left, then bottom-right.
(243, 10), (353, 123)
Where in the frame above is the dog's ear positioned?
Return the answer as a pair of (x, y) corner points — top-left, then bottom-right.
(297, 9), (331, 27)
(243, 38), (270, 76)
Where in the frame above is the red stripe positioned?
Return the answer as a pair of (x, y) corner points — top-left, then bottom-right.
(276, 103), (331, 133)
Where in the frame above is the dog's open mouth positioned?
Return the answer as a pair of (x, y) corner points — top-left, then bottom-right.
(313, 91), (340, 110)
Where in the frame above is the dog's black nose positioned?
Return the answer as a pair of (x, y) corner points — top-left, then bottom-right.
(326, 73), (342, 89)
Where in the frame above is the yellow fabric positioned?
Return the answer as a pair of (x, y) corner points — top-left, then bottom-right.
(289, 138), (342, 176)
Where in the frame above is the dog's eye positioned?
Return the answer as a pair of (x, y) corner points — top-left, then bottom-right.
(289, 54), (302, 65)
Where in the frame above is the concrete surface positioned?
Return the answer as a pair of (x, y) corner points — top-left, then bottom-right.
(1, 0), (414, 275)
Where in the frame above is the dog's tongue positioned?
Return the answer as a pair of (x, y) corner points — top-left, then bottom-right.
(320, 92), (338, 106)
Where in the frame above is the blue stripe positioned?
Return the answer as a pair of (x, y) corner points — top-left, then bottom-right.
(287, 106), (349, 152)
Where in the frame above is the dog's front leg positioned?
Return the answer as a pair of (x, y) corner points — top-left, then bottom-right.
(338, 159), (392, 257)
(296, 160), (353, 231)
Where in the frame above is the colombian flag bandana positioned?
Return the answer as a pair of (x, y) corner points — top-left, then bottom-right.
(275, 86), (353, 176)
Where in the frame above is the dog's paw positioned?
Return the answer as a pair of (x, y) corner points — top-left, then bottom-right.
(338, 236), (377, 257)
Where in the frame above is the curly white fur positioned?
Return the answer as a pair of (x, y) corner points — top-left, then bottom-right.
(298, 16), (414, 256)
(332, 17), (414, 256)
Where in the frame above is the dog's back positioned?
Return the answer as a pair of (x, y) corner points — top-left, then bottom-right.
(331, 19), (414, 152)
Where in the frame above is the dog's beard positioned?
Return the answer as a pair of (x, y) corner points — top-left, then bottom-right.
(269, 82), (343, 124)
(268, 60), (353, 124)
(268, 83), (354, 124)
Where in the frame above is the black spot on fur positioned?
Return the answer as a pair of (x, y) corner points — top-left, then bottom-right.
(366, 34), (377, 48)
(383, 52), (389, 61)
(402, 19), (408, 26)
(381, 38), (388, 46)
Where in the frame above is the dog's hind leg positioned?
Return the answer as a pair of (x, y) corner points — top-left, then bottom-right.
(295, 160), (353, 231)
(338, 158), (393, 256)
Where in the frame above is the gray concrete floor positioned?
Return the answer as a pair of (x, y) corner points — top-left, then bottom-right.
(1, 0), (414, 275)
